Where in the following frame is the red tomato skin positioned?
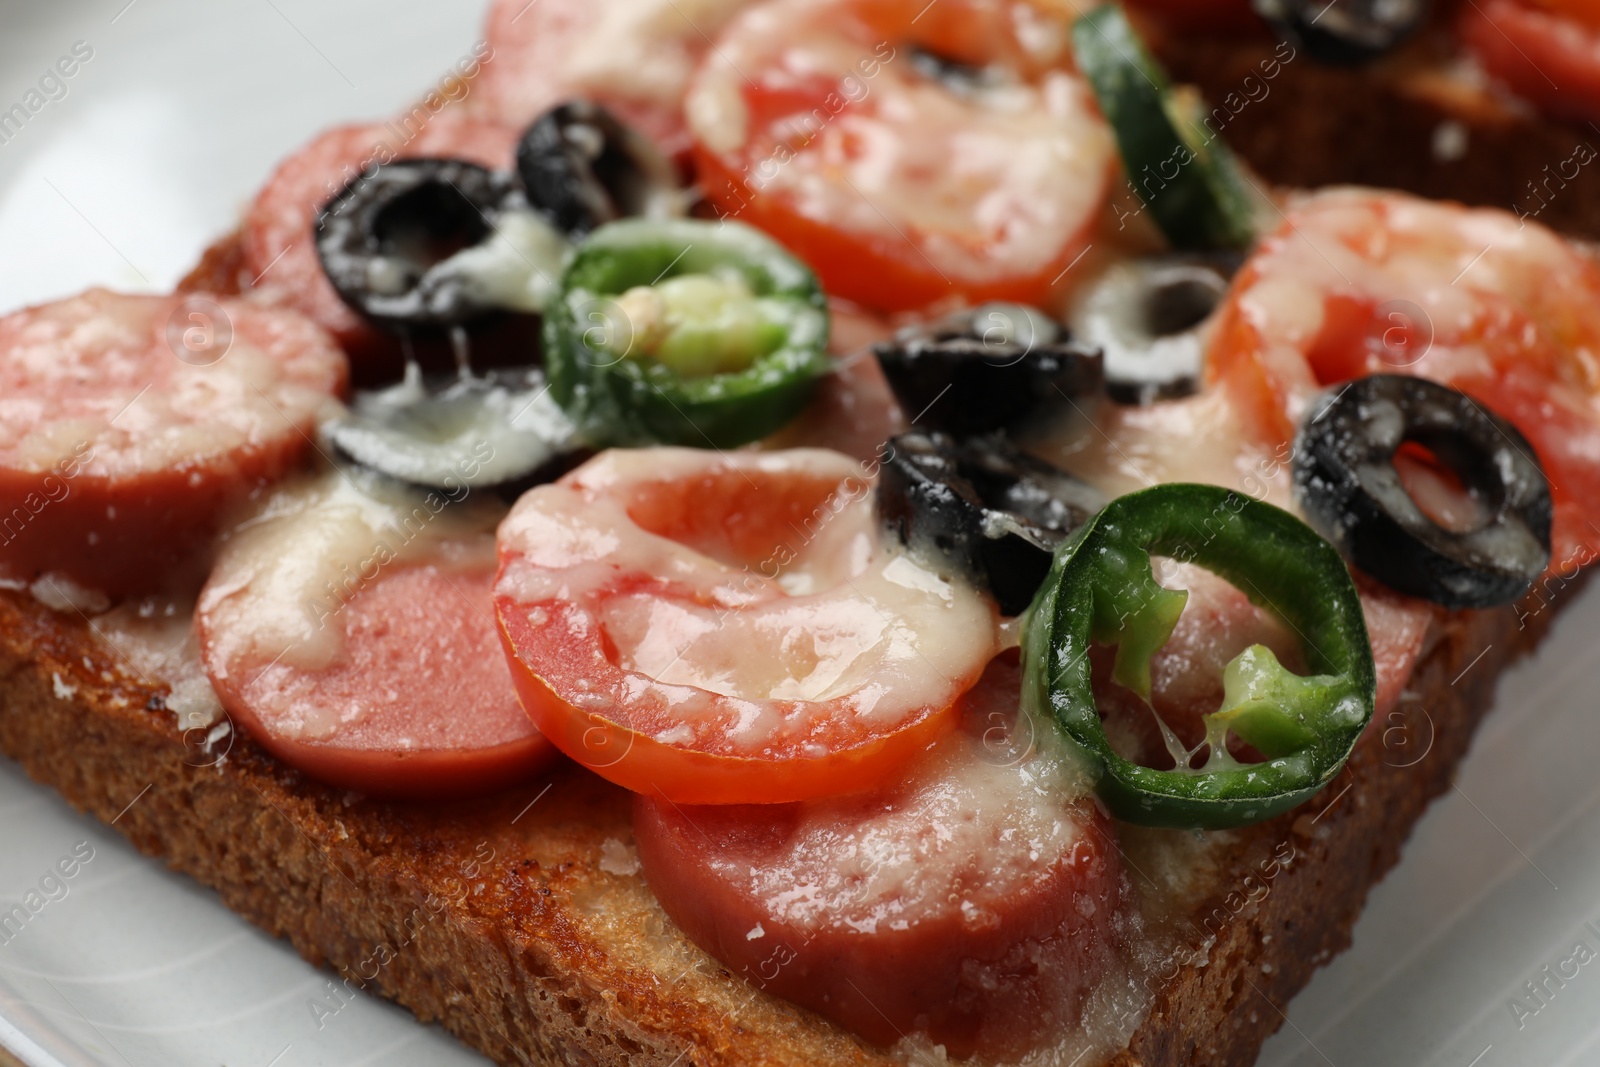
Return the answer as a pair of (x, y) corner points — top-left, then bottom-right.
(495, 602), (962, 805)
(1208, 205), (1600, 567)
(1460, 0), (1600, 125)
(685, 0), (1115, 314)
(493, 448), (1000, 806)
(694, 143), (1096, 315)
(1208, 287), (1299, 445)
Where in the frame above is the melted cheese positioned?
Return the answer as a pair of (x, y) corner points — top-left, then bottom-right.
(496, 447), (1000, 754)
(200, 470), (501, 675)
(96, 598), (225, 731)
(747, 738), (1094, 934)
(1026, 387), (1296, 510)
(563, 0), (751, 106)
(0, 289), (344, 477)
(419, 208), (568, 314)
(683, 0), (1115, 287)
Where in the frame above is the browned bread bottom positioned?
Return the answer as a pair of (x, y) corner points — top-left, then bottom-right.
(0, 586), (1558, 1066)
(1148, 25), (1600, 243)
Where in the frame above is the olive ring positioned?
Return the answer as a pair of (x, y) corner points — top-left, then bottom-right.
(516, 100), (683, 238)
(876, 431), (1104, 615)
(1293, 374), (1552, 609)
(1253, 0), (1430, 65)
(1068, 253), (1240, 406)
(873, 303), (1102, 437)
(315, 158), (520, 329)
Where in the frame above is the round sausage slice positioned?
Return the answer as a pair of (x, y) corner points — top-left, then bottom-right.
(241, 114), (520, 376)
(1094, 563), (1431, 767)
(632, 653), (1128, 1059)
(0, 289), (346, 601)
(761, 302), (905, 463)
(196, 472), (556, 798)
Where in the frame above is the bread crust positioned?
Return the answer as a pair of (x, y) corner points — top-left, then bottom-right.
(0, 580), (1568, 1066)
(1144, 19), (1600, 242)
(1112, 592), (1563, 1065)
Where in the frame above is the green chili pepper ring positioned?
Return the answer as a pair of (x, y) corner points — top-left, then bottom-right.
(546, 218), (830, 448)
(1071, 4), (1256, 251)
(1022, 483), (1377, 829)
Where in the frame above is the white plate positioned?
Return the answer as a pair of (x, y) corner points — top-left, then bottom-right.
(2, 2), (1599, 1064)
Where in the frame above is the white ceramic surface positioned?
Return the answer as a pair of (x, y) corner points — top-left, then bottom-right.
(1, 2), (1599, 1064)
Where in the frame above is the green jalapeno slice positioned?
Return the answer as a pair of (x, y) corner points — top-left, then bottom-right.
(1071, 4), (1257, 251)
(1022, 483), (1377, 829)
(545, 218), (830, 448)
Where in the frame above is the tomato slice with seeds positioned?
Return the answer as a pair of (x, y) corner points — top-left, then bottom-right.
(684, 0), (1115, 313)
(1207, 187), (1600, 564)
(493, 447), (999, 804)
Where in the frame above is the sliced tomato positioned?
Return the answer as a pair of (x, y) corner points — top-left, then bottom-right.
(1207, 187), (1600, 564)
(493, 447), (999, 804)
(1510, 0), (1600, 31)
(632, 652), (1127, 1059)
(197, 474), (555, 798)
(684, 0), (1115, 312)
(1460, 0), (1600, 125)
(472, 0), (752, 157)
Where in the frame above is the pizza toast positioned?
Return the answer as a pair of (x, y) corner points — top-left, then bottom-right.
(3, 0), (1599, 1064)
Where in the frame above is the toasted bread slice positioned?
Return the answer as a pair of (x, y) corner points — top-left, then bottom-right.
(1145, 22), (1600, 242)
(0, 574), (1566, 1066)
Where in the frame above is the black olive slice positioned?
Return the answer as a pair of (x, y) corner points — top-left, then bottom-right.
(878, 431), (1105, 615)
(1253, 0), (1429, 65)
(1293, 374), (1552, 609)
(873, 303), (1102, 437)
(325, 366), (590, 499)
(316, 159), (566, 330)
(516, 100), (684, 238)
(1070, 254), (1240, 405)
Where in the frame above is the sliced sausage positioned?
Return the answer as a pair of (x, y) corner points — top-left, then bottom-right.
(761, 301), (906, 463)
(633, 653), (1129, 1059)
(240, 114), (520, 379)
(0, 289), (346, 600)
(1353, 575), (1432, 718)
(1095, 562), (1431, 767)
(196, 472), (556, 798)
